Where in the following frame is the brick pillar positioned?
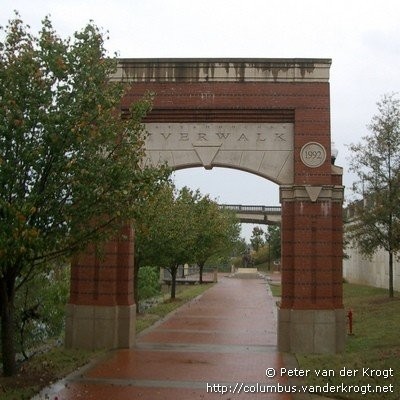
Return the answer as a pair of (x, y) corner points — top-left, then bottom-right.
(278, 184), (346, 353)
(65, 224), (136, 350)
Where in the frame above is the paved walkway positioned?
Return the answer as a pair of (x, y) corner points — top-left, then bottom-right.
(36, 274), (299, 400)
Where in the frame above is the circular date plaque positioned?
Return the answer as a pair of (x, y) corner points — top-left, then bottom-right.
(300, 142), (326, 168)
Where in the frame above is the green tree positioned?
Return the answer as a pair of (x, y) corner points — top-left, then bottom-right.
(227, 237), (248, 269)
(266, 225), (281, 264)
(192, 198), (240, 283)
(157, 187), (199, 299)
(133, 181), (170, 309)
(134, 184), (198, 300)
(250, 226), (265, 252)
(233, 237), (248, 257)
(132, 181), (172, 312)
(347, 93), (400, 298)
(0, 14), (167, 375)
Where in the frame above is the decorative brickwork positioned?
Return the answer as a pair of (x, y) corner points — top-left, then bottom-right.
(65, 59), (344, 353)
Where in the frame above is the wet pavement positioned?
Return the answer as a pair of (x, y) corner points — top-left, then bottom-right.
(35, 273), (300, 399)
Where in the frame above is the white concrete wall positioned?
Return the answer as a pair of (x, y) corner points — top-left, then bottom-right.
(343, 246), (400, 291)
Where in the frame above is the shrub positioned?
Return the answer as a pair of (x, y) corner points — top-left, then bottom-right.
(253, 246), (269, 266)
(138, 266), (161, 300)
(4, 265), (70, 359)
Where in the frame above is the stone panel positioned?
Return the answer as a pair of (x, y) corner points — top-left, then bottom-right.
(145, 122), (294, 184)
(65, 304), (136, 350)
(278, 309), (346, 353)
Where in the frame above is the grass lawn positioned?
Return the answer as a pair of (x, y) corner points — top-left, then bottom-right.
(0, 347), (104, 400)
(136, 283), (214, 333)
(0, 282), (214, 400)
(270, 281), (400, 400)
(268, 280), (282, 297)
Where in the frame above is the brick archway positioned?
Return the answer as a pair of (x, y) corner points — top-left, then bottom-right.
(66, 59), (345, 353)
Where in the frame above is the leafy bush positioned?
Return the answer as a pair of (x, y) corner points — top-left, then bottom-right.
(138, 266), (161, 300)
(10, 265), (70, 359)
(253, 245), (269, 266)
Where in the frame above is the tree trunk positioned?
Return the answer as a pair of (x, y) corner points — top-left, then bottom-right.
(170, 266), (177, 299)
(199, 262), (204, 284)
(389, 251), (394, 298)
(0, 281), (17, 376)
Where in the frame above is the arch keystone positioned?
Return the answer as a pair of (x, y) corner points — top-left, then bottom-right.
(193, 142), (221, 169)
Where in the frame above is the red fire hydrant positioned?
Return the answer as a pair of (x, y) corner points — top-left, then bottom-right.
(347, 309), (354, 335)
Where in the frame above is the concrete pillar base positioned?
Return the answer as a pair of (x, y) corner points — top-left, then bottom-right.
(237, 268), (258, 274)
(65, 304), (136, 350)
(278, 308), (346, 353)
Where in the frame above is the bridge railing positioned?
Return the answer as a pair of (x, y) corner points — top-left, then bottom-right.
(219, 204), (281, 214)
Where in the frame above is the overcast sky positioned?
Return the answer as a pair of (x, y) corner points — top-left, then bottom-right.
(2, 0), (400, 239)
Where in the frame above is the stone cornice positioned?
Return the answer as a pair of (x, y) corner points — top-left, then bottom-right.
(280, 185), (344, 203)
(111, 58), (331, 83)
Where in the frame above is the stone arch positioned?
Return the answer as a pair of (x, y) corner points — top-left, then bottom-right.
(66, 59), (345, 353)
(143, 121), (294, 185)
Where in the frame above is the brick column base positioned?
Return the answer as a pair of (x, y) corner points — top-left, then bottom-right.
(278, 308), (346, 353)
(64, 224), (135, 350)
(65, 304), (135, 349)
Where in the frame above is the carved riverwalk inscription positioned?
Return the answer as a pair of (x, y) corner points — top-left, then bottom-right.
(144, 123), (294, 184)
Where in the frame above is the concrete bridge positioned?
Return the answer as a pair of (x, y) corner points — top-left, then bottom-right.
(218, 204), (281, 225)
